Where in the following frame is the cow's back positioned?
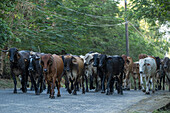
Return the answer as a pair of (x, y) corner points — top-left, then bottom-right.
(145, 57), (157, 74)
(75, 57), (84, 74)
(52, 54), (64, 76)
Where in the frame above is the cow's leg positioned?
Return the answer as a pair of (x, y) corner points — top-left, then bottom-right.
(50, 77), (56, 99)
(38, 74), (43, 93)
(85, 74), (89, 92)
(11, 71), (17, 93)
(138, 74), (141, 90)
(151, 77), (155, 93)
(101, 74), (106, 93)
(29, 73), (38, 95)
(120, 72), (123, 95)
(21, 72), (27, 93)
(145, 76), (150, 94)
(109, 77), (114, 95)
(90, 75), (95, 90)
(73, 80), (77, 95)
(82, 73), (85, 94)
(65, 76), (71, 94)
(95, 74), (99, 92)
(159, 76), (162, 90)
(140, 74), (145, 92)
(57, 77), (61, 97)
(163, 75), (165, 90)
(106, 73), (112, 95)
(126, 71), (130, 90)
(133, 77), (137, 90)
(47, 81), (50, 94)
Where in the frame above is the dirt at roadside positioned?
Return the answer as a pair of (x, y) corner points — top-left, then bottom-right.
(123, 91), (170, 113)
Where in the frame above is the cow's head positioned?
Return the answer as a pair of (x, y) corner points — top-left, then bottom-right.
(7, 48), (20, 63)
(93, 54), (99, 67)
(163, 57), (169, 70)
(133, 62), (139, 75)
(139, 58), (151, 74)
(41, 54), (53, 74)
(99, 54), (107, 68)
(63, 55), (77, 72)
(28, 54), (40, 72)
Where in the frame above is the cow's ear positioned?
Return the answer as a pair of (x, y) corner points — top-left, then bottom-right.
(49, 55), (53, 65)
(17, 53), (21, 59)
(72, 57), (77, 64)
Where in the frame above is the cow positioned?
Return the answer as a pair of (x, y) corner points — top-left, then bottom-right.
(41, 54), (64, 98)
(139, 57), (157, 94)
(138, 54), (148, 59)
(122, 55), (133, 90)
(63, 55), (85, 95)
(2, 47), (30, 93)
(138, 54), (148, 91)
(83, 52), (100, 91)
(28, 52), (45, 95)
(98, 54), (124, 95)
(159, 61), (166, 90)
(162, 57), (170, 91)
(132, 62), (141, 90)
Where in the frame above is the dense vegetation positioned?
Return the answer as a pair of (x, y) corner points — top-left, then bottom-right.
(0, 0), (169, 61)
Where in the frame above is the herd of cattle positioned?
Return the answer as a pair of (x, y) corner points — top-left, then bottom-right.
(1, 47), (170, 99)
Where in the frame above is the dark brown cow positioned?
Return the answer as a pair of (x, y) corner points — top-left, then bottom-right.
(132, 62), (141, 90)
(41, 54), (64, 99)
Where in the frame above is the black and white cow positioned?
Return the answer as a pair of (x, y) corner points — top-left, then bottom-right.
(28, 52), (45, 95)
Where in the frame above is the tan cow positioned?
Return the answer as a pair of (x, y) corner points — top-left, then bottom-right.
(122, 55), (133, 90)
(132, 62), (141, 90)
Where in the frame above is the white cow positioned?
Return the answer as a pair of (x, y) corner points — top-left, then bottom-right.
(139, 57), (157, 94)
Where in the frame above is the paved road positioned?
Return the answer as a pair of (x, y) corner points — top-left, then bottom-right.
(0, 88), (169, 113)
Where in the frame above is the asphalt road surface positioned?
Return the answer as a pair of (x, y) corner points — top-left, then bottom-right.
(0, 88), (169, 113)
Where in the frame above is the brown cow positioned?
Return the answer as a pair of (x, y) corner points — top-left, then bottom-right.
(41, 54), (64, 99)
(138, 54), (148, 59)
(63, 55), (85, 95)
(132, 62), (141, 90)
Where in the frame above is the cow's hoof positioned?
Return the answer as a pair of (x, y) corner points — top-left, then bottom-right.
(152, 91), (155, 93)
(51, 96), (55, 99)
(101, 90), (105, 93)
(127, 88), (130, 90)
(82, 91), (85, 94)
(57, 94), (61, 97)
(13, 90), (17, 93)
(73, 91), (77, 95)
(22, 89), (27, 93)
(145, 92), (150, 95)
(106, 92), (110, 95)
(95, 89), (98, 92)
(86, 89), (89, 92)
(142, 89), (146, 92)
(134, 87), (137, 90)
(68, 90), (72, 94)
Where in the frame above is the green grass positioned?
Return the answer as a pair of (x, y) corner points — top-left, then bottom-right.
(0, 78), (21, 89)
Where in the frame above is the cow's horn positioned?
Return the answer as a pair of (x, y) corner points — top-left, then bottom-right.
(1, 50), (9, 52)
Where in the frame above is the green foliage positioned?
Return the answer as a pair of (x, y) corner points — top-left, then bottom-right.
(0, 18), (13, 48)
(0, 0), (169, 60)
